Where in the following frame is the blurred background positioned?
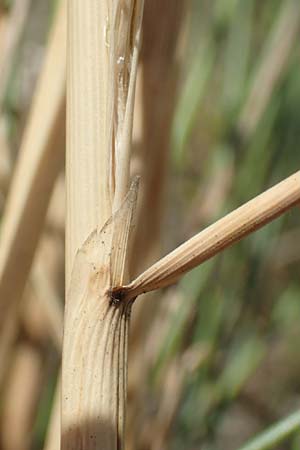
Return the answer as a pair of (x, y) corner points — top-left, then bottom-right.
(0, 0), (300, 449)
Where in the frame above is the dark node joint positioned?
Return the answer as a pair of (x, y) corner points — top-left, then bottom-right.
(109, 287), (126, 307)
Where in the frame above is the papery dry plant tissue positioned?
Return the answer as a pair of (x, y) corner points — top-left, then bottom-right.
(63, 1), (144, 448)
(63, 2), (300, 450)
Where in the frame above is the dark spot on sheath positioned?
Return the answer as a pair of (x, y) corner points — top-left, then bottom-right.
(109, 287), (126, 307)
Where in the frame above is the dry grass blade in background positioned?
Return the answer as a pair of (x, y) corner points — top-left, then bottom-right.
(117, 171), (300, 299)
(238, 0), (300, 138)
(1, 343), (43, 450)
(0, 1), (66, 385)
(126, 2), (186, 448)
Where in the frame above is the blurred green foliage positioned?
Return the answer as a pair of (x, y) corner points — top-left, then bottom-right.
(154, 0), (300, 449)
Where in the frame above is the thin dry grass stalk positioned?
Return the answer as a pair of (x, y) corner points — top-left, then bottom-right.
(116, 171), (300, 299)
(21, 181), (64, 351)
(1, 343), (43, 450)
(239, 0), (300, 138)
(0, 1), (66, 384)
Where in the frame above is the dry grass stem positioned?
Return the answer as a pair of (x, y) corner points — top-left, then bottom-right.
(66, 0), (144, 277)
(119, 171), (300, 299)
(63, 182), (139, 449)
(0, 1), (66, 382)
(64, 1), (144, 448)
(110, 1), (144, 211)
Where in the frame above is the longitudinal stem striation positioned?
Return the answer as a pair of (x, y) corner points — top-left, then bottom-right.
(63, 191), (137, 449)
(108, 1), (144, 212)
(64, 1), (144, 449)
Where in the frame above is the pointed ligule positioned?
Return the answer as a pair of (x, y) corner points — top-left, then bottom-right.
(111, 176), (140, 287)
